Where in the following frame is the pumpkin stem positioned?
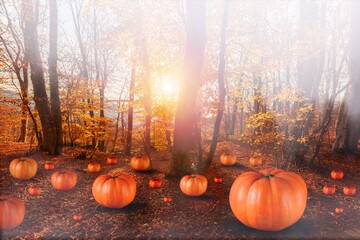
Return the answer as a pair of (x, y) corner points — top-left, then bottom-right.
(264, 174), (274, 178)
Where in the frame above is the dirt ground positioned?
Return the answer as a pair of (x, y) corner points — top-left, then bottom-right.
(0, 142), (359, 239)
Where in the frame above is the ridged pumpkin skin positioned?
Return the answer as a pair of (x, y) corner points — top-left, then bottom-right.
(0, 196), (25, 230)
(92, 173), (136, 208)
(180, 174), (208, 196)
(51, 170), (77, 191)
(220, 153), (236, 166)
(229, 169), (307, 231)
(130, 155), (151, 171)
(9, 158), (38, 180)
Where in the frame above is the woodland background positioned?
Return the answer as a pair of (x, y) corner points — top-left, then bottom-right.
(1, 0), (360, 175)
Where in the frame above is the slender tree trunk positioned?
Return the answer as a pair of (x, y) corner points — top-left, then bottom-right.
(197, 0), (229, 172)
(49, 0), (62, 155)
(23, 0), (55, 152)
(125, 68), (135, 155)
(229, 97), (238, 136)
(170, 0), (206, 176)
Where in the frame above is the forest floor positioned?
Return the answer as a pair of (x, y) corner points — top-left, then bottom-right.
(0, 141), (359, 240)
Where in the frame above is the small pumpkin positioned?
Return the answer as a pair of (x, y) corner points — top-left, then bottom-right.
(87, 163), (101, 172)
(213, 176), (223, 183)
(229, 169), (307, 231)
(28, 186), (41, 196)
(163, 196), (172, 203)
(44, 162), (55, 170)
(0, 196), (25, 230)
(220, 153), (236, 166)
(51, 170), (77, 191)
(180, 174), (208, 196)
(249, 156), (263, 166)
(9, 157), (38, 180)
(92, 173), (136, 208)
(149, 178), (162, 189)
(323, 184), (336, 195)
(343, 186), (356, 196)
(335, 208), (343, 214)
(106, 156), (118, 165)
(130, 155), (151, 171)
(331, 170), (344, 180)
(73, 214), (82, 221)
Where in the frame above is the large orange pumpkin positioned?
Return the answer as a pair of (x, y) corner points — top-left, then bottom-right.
(9, 157), (38, 179)
(51, 170), (77, 191)
(220, 153), (237, 166)
(92, 173), (136, 208)
(0, 196), (25, 230)
(180, 174), (208, 196)
(130, 155), (151, 171)
(229, 169), (307, 231)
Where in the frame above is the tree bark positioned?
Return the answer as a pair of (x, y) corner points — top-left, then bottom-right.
(344, 0), (360, 153)
(23, 0), (55, 152)
(170, 0), (206, 176)
(125, 68), (136, 155)
(198, 0), (229, 173)
(49, 0), (62, 155)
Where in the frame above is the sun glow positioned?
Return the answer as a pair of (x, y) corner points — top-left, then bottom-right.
(155, 74), (178, 98)
(162, 82), (174, 94)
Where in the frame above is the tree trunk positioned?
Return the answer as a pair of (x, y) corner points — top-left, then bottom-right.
(49, 0), (62, 155)
(283, 0), (320, 168)
(229, 97), (238, 136)
(198, 0), (229, 173)
(344, 0), (360, 153)
(23, 0), (55, 152)
(170, 0), (206, 176)
(125, 68), (136, 155)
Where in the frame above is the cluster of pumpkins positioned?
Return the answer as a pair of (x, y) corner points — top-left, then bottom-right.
(2, 153), (310, 232)
(322, 170), (357, 214)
